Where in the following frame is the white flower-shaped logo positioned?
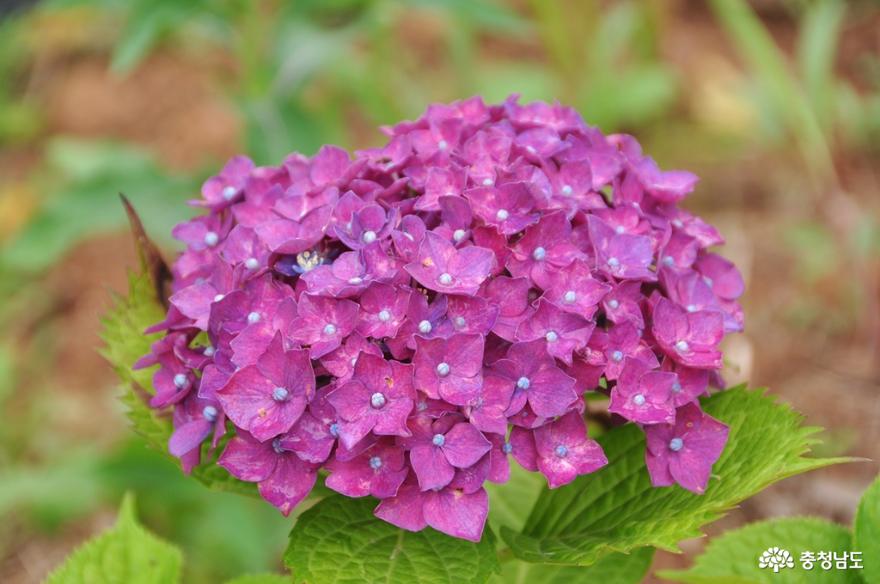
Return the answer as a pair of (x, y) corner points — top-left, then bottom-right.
(758, 547), (795, 572)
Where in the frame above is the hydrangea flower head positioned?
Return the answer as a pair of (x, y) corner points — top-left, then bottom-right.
(142, 96), (744, 540)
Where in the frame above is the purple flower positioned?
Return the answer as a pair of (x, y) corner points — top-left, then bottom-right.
(356, 283), (411, 339)
(326, 440), (409, 498)
(465, 182), (538, 235)
(406, 416), (491, 491)
(587, 215), (656, 281)
(653, 298), (723, 369)
(326, 354), (415, 449)
(534, 412), (607, 488)
(515, 298), (594, 365)
(216, 334), (314, 441)
(194, 155), (254, 208)
(143, 95), (745, 538)
(288, 293), (359, 359)
(508, 211), (582, 288)
(405, 232), (495, 295)
(413, 334), (484, 405)
(496, 340), (578, 418)
(218, 430), (317, 516)
(168, 394), (225, 473)
(542, 259), (611, 319)
(644, 402), (729, 493)
(608, 357), (676, 424)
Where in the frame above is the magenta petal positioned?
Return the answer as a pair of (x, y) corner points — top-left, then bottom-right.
(409, 444), (455, 491)
(442, 423), (492, 468)
(258, 454), (317, 516)
(374, 482), (428, 532)
(218, 434), (276, 482)
(168, 419), (212, 458)
(423, 487), (489, 542)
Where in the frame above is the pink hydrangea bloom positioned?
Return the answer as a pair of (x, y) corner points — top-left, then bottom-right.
(141, 95), (743, 541)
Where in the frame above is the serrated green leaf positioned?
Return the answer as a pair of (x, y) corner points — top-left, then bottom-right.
(224, 574), (291, 584)
(658, 517), (859, 583)
(46, 493), (183, 584)
(100, 270), (257, 497)
(501, 386), (849, 566)
(284, 494), (500, 584)
(492, 547), (654, 584)
(854, 475), (880, 584)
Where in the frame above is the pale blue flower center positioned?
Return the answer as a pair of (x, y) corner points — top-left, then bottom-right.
(432, 433), (446, 447)
(561, 185), (573, 196)
(482, 178), (494, 186)
(672, 218), (684, 228)
(453, 229), (466, 242)
(454, 316), (466, 328)
(417, 401), (428, 412)
(545, 330), (559, 342)
(323, 323), (337, 335)
(222, 186), (238, 200)
(348, 276), (363, 285)
(362, 230), (377, 244)
(272, 387), (289, 402)
(516, 376), (531, 390)
(671, 381), (682, 393)
(611, 350), (624, 362)
(633, 393), (646, 406)
(675, 340), (689, 352)
(247, 311), (261, 324)
(669, 437), (684, 452)
(686, 304), (697, 313)
(703, 276), (714, 287)
(213, 293), (225, 302)
(532, 246), (546, 261)
(436, 362), (451, 377)
(173, 373), (188, 389)
(563, 290), (576, 303)
(662, 255), (674, 267)
(369, 456), (382, 470)
(245, 257), (259, 270)
(555, 445), (569, 458)
(272, 438), (284, 454)
(329, 423), (340, 437)
(438, 272), (453, 285)
(437, 139), (448, 150)
(502, 442), (513, 454)
(615, 225), (625, 235)
(378, 309), (391, 322)
(418, 320), (432, 334)
(202, 405), (218, 422)
(496, 209), (509, 221)
(203, 346), (215, 357)
(607, 257), (620, 268)
(370, 392), (386, 409)
(608, 299), (620, 309)
(204, 231), (219, 246)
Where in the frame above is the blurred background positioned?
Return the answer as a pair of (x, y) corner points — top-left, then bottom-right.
(0, 0), (878, 581)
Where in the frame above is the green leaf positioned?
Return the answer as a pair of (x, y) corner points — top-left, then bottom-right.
(224, 575), (291, 584)
(492, 548), (654, 584)
(46, 493), (183, 584)
(284, 494), (500, 584)
(658, 517), (859, 583)
(100, 270), (257, 497)
(501, 386), (849, 566)
(854, 475), (880, 584)
(486, 462), (545, 534)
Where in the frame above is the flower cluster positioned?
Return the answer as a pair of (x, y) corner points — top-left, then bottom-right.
(139, 96), (743, 541)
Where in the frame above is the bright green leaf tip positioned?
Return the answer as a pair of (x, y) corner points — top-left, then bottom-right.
(500, 385), (854, 567)
(45, 493), (183, 584)
(284, 494), (500, 584)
